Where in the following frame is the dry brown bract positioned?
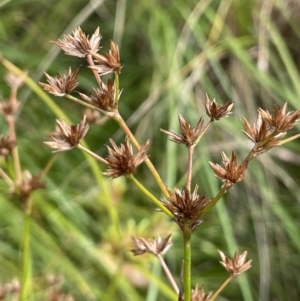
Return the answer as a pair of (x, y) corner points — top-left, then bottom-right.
(52, 27), (101, 58)
(258, 102), (300, 132)
(44, 116), (89, 152)
(18, 170), (45, 200)
(39, 68), (79, 97)
(91, 40), (122, 75)
(161, 115), (203, 147)
(209, 151), (248, 189)
(162, 185), (211, 233)
(103, 136), (149, 178)
(191, 285), (212, 301)
(218, 249), (252, 276)
(131, 234), (172, 256)
(0, 100), (20, 116)
(79, 79), (119, 113)
(0, 136), (16, 157)
(205, 94), (234, 120)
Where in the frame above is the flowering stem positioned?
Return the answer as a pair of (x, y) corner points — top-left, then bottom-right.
(186, 145), (195, 193)
(86, 53), (102, 86)
(195, 120), (213, 145)
(40, 153), (58, 178)
(202, 186), (228, 216)
(128, 175), (174, 218)
(77, 144), (109, 165)
(157, 254), (179, 294)
(208, 275), (233, 301)
(114, 112), (169, 198)
(183, 228), (192, 301)
(65, 94), (99, 111)
(114, 73), (120, 104)
(20, 196), (33, 301)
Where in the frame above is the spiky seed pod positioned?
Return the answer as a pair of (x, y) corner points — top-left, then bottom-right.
(39, 68), (79, 97)
(218, 249), (252, 276)
(205, 94), (234, 120)
(103, 136), (149, 178)
(52, 26), (101, 57)
(44, 116), (89, 152)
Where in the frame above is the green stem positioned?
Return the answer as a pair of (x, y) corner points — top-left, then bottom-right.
(183, 228), (191, 301)
(77, 144), (109, 165)
(114, 112), (169, 198)
(209, 275), (233, 301)
(202, 185), (227, 216)
(114, 73), (120, 104)
(65, 94), (99, 111)
(20, 196), (33, 301)
(128, 175), (174, 218)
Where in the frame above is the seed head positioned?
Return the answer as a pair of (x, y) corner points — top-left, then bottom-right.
(131, 234), (172, 256)
(44, 116), (89, 152)
(103, 137), (149, 178)
(218, 249), (252, 276)
(0, 100), (20, 116)
(39, 68), (79, 97)
(162, 185), (211, 233)
(91, 40), (122, 75)
(191, 285), (212, 301)
(5, 71), (27, 89)
(79, 79), (119, 113)
(0, 136), (16, 157)
(209, 151), (248, 189)
(258, 102), (300, 132)
(205, 94), (234, 120)
(18, 170), (45, 200)
(52, 27), (101, 57)
(161, 115), (204, 147)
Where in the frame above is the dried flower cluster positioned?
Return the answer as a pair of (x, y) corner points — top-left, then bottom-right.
(191, 285), (212, 301)
(44, 116), (89, 152)
(131, 234), (172, 256)
(218, 250), (252, 276)
(205, 94), (234, 120)
(0, 135), (16, 157)
(162, 186), (211, 233)
(209, 151), (248, 189)
(18, 170), (45, 200)
(161, 115), (204, 147)
(104, 137), (149, 178)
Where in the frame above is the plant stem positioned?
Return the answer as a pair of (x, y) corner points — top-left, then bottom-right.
(202, 185), (227, 216)
(128, 175), (174, 218)
(86, 53), (102, 86)
(157, 254), (179, 295)
(65, 94), (99, 111)
(183, 228), (191, 301)
(209, 275), (233, 301)
(114, 112), (169, 198)
(20, 196), (33, 301)
(186, 145), (195, 193)
(77, 144), (109, 165)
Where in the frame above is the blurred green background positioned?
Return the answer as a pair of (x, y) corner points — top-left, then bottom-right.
(1, 0), (300, 300)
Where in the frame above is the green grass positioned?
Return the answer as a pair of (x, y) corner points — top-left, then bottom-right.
(1, 0), (300, 300)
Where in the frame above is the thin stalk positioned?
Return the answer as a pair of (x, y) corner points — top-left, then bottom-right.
(157, 254), (179, 295)
(114, 112), (169, 198)
(77, 144), (109, 165)
(186, 145), (195, 193)
(202, 186), (227, 215)
(194, 120), (213, 145)
(65, 94), (99, 110)
(128, 175), (174, 218)
(114, 73), (120, 104)
(183, 229), (192, 301)
(20, 196), (33, 301)
(86, 53), (102, 86)
(40, 153), (58, 178)
(209, 275), (233, 301)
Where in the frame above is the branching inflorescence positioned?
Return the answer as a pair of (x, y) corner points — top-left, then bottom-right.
(0, 26), (297, 301)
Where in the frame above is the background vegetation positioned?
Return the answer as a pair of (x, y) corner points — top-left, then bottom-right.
(1, 0), (300, 300)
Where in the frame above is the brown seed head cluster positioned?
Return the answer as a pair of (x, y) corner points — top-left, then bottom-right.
(131, 234), (172, 256)
(5, 71), (27, 89)
(103, 136), (149, 178)
(205, 94), (234, 120)
(161, 115), (204, 147)
(91, 40), (122, 75)
(0, 99), (20, 116)
(209, 151), (248, 189)
(39, 68), (79, 97)
(0, 136), (16, 157)
(44, 116), (89, 152)
(191, 285), (212, 301)
(162, 185), (211, 233)
(79, 79), (119, 113)
(18, 171), (45, 200)
(258, 102), (300, 132)
(52, 27), (101, 58)
(218, 249), (252, 276)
